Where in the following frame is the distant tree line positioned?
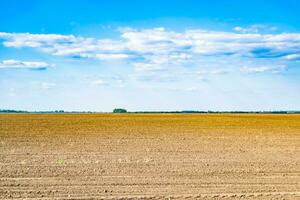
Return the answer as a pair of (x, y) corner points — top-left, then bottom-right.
(0, 109), (64, 113)
(0, 109), (29, 113)
(1, 109), (300, 114)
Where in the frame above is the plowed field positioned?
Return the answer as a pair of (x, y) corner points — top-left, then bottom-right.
(0, 114), (299, 199)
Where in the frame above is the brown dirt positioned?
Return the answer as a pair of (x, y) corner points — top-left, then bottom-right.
(0, 114), (299, 199)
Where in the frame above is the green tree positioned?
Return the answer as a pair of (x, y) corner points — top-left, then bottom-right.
(113, 108), (127, 113)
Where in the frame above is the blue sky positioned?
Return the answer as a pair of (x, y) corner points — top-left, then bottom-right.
(1, 0), (300, 111)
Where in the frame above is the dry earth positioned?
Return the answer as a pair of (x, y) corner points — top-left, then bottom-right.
(0, 114), (299, 199)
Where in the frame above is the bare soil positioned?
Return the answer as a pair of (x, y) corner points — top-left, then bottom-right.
(0, 114), (299, 199)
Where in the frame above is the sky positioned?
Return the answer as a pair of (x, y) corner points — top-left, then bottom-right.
(1, 0), (300, 112)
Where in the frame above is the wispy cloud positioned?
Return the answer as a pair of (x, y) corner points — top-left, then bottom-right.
(240, 65), (287, 73)
(31, 82), (57, 90)
(1, 27), (300, 62)
(185, 86), (200, 92)
(283, 54), (300, 60)
(233, 24), (277, 33)
(91, 79), (110, 86)
(38, 82), (57, 90)
(133, 62), (166, 72)
(1, 27), (299, 76)
(88, 75), (126, 87)
(94, 53), (129, 60)
(0, 59), (52, 70)
(197, 69), (230, 75)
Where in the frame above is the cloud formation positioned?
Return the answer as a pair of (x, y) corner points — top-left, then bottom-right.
(0, 59), (52, 70)
(37, 82), (57, 90)
(233, 24), (277, 33)
(1, 27), (300, 73)
(240, 65), (287, 73)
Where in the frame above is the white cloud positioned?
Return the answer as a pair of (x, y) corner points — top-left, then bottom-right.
(129, 72), (179, 82)
(0, 59), (52, 70)
(94, 53), (128, 60)
(233, 24), (277, 33)
(185, 86), (199, 92)
(1, 27), (300, 74)
(84, 74), (127, 87)
(240, 65), (287, 73)
(32, 82), (57, 90)
(283, 54), (300, 60)
(1, 28), (299, 60)
(39, 82), (56, 90)
(210, 69), (229, 75)
(0, 32), (77, 48)
(197, 69), (230, 75)
(133, 62), (166, 72)
(91, 79), (110, 86)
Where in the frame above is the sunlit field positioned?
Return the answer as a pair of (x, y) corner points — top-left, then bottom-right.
(1, 114), (299, 199)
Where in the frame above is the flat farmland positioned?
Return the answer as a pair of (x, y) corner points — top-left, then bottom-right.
(0, 114), (299, 199)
